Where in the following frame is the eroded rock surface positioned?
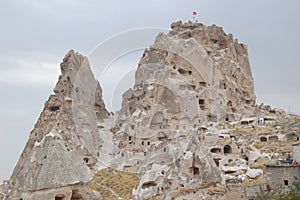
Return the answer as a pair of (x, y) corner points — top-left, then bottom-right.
(5, 50), (108, 200)
(4, 21), (300, 200)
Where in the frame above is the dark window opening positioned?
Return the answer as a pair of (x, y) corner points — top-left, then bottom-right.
(227, 101), (233, 107)
(214, 159), (220, 167)
(224, 145), (232, 154)
(211, 148), (221, 153)
(129, 136), (132, 141)
(193, 167), (199, 175)
(199, 82), (207, 87)
(260, 137), (267, 142)
(198, 99), (205, 105)
(49, 106), (60, 112)
(246, 100), (252, 105)
(147, 141), (150, 146)
(142, 181), (157, 189)
(178, 69), (185, 74)
(284, 180), (289, 186)
(55, 194), (66, 200)
(83, 158), (89, 163)
(142, 141), (144, 145)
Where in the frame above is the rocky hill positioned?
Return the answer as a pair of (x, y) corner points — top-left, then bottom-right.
(2, 21), (300, 200)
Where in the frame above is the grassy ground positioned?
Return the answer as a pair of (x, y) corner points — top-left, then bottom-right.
(89, 167), (140, 200)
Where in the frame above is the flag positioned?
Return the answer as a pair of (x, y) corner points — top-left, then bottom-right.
(193, 11), (197, 16)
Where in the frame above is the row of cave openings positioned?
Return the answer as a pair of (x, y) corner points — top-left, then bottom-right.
(54, 190), (83, 200)
(260, 134), (300, 142)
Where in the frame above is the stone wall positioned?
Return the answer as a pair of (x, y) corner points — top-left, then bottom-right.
(266, 166), (300, 189)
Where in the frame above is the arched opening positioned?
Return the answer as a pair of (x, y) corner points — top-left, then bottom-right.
(269, 135), (278, 142)
(286, 133), (299, 141)
(224, 145), (232, 154)
(260, 136), (267, 142)
(150, 112), (164, 130)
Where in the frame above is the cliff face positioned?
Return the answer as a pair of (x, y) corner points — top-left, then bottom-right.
(113, 21), (257, 199)
(4, 21), (269, 200)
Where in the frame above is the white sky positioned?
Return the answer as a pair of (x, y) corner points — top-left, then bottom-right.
(0, 0), (299, 182)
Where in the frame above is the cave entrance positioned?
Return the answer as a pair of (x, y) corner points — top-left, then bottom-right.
(224, 145), (232, 154)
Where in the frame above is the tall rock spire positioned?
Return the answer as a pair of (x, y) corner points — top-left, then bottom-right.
(6, 50), (109, 200)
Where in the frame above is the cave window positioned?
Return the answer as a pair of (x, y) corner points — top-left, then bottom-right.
(49, 106), (60, 112)
(198, 99), (205, 105)
(178, 69), (185, 74)
(211, 148), (221, 153)
(164, 147), (167, 152)
(83, 158), (89, 163)
(199, 82), (206, 87)
(144, 152), (147, 156)
(214, 159), (220, 167)
(188, 71), (192, 75)
(284, 180), (289, 186)
(246, 100), (252, 105)
(224, 145), (232, 154)
(147, 141), (150, 146)
(55, 194), (66, 200)
(260, 137), (267, 142)
(142, 141), (144, 145)
(129, 136), (132, 141)
(193, 167), (199, 175)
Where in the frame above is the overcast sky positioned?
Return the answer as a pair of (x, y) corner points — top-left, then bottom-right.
(0, 0), (299, 182)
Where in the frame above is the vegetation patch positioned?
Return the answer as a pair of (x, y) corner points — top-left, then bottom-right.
(89, 167), (140, 200)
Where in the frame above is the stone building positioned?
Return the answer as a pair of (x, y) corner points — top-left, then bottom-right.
(266, 165), (300, 189)
(266, 144), (300, 189)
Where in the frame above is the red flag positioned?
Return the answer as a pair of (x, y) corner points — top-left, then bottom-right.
(193, 11), (197, 16)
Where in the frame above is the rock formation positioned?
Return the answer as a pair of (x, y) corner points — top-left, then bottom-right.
(5, 50), (109, 200)
(3, 21), (300, 200)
